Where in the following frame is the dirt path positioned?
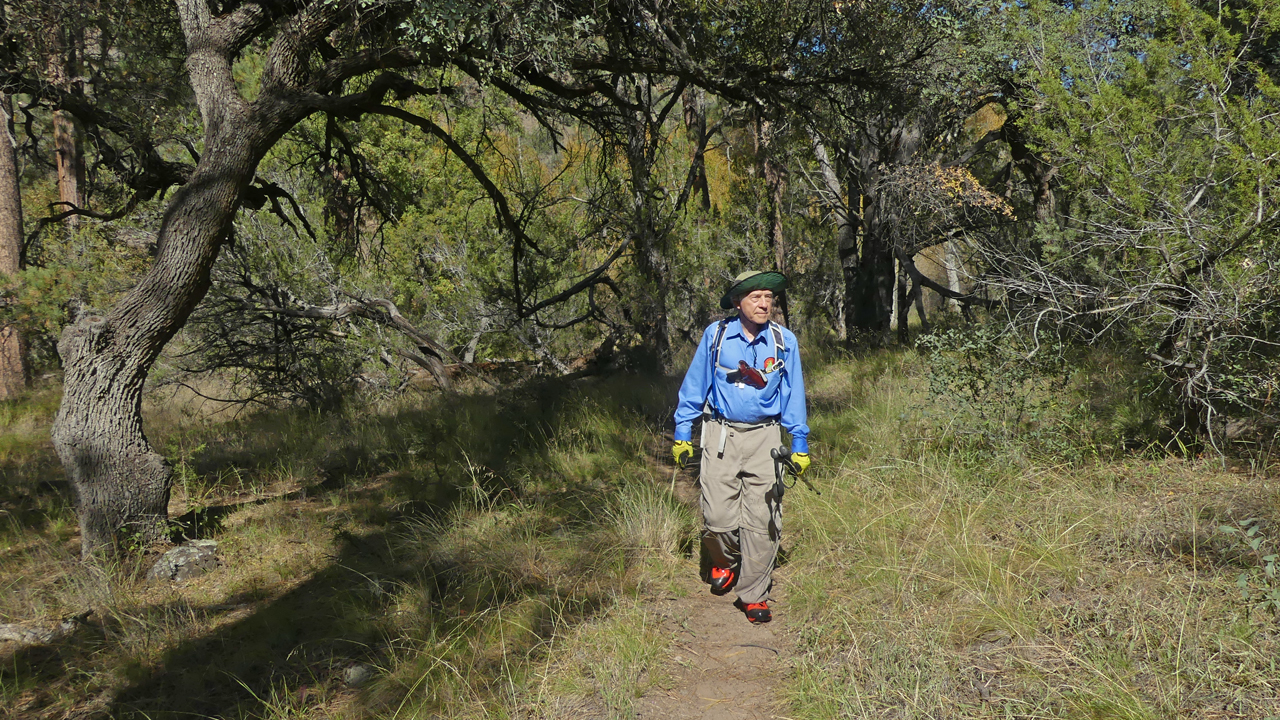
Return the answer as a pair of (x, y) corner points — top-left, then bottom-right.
(633, 566), (794, 719)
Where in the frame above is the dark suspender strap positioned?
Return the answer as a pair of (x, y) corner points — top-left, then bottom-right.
(704, 319), (729, 416)
(770, 324), (785, 363)
(710, 318), (729, 370)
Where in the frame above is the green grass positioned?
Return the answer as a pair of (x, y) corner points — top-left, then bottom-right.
(2, 348), (1278, 719)
(781, 347), (1280, 719)
(0, 374), (691, 719)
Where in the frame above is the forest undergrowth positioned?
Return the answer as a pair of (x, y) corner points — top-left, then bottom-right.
(1, 346), (1278, 719)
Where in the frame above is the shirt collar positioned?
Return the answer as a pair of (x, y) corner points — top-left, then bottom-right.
(726, 317), (771, 343)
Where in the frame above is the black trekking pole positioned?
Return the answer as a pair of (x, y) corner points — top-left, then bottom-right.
(770, 446), (821, 496)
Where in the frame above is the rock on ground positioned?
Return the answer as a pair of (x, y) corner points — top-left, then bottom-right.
(147, 539), (219, 583)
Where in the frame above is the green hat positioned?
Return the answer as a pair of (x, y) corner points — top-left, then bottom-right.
(719, 270), (788, 309)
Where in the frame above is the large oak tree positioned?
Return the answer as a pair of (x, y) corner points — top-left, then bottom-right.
(11, 0), (929, 555)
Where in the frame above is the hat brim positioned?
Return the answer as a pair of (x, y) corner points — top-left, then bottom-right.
(719, 271), (788, 309)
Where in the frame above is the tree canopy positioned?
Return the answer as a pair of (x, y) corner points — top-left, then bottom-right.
(1, 0), (1277, 553)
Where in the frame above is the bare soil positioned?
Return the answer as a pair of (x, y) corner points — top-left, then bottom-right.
(635, 570), (793, 720)
(634, 457), (794, 720)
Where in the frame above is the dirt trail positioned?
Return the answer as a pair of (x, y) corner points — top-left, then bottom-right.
(634, 563), (794, 719)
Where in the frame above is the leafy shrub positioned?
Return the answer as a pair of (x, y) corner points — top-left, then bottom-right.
(913, 325), (1095, 462)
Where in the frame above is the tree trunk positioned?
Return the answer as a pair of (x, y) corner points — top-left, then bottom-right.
(681, 87), (711, 212)
(630, 192), (671, 369)
(759, 118), (789, 326)
(53, 139), (259, 553)
(52, 0), (275, 556)
(1005, 124), (1057, 225)
(324, 164), (358, 258)
(624, 88), (671, 370)
(895, 257), (909, 343)
(809, 132), (852, 340)
(844, 117), (921, 342)
(0, 91), (25, 398)
(54, 113), (84, 221)
(912, 276), (928, 334)
(49, 27), (86, 226)
(848, 190), (895, 341)
(945, 239), (961, 312)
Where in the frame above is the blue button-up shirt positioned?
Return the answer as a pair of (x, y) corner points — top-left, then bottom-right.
(673, 318), (809, 454)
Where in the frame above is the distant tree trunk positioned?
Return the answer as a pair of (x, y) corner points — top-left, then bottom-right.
(324, 164), (358, 257)
(1004, 124), (1057, 225)
(895, 258), (908, 342)
(759, 117), (789, 325)
(945, 239), (961, 312)
(848, 184), (896, 341)
(846, 117), (922, 343)
(681, 87), (711, 212)
(49, 27), (86, 226)
(627, 133), (671, 369)
(621, 80), (673, 370)
(913, 275), (929, 334)
(809, 132), (852, 341)
(54, 113), (84, 221)
(0, 91), (26, 398)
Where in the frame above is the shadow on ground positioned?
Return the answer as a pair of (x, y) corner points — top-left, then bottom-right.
(2, 372), (683, 719)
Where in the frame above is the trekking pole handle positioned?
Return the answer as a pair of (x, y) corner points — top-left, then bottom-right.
(770, 446), (821, 495)
(770, 446), (796, 471)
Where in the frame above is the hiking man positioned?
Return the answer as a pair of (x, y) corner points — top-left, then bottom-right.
(671, 270), (810, 624)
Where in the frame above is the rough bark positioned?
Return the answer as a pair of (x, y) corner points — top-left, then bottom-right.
(845, 117), (922, 342)
(623, 82), (673, 370)
(51, 0), (313, 555)
(628, 168), (672, 368)
(49, 27), (86, 226)
(53, 149), (258, 553)
(0, 91), (25, 398)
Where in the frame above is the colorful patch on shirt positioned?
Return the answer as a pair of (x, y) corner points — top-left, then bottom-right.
(763, 357), (777, 373)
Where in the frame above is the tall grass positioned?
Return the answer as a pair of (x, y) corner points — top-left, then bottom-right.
(0, 374), (695, 719)
(781, 347), (1280, 719)
(5, 345), (1277, 719)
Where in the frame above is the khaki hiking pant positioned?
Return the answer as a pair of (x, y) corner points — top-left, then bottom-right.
(699, 418), (782, 605)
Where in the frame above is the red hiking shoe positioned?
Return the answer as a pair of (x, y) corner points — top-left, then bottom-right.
(709, 566), (736, 596)
(743, 601), (771, 624)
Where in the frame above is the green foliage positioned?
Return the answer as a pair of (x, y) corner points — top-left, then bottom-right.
(1219, 518), (1280, 614)
(0, 266), (80, 335)
(914, 325), (1096, 461)
(992, 0), (1280, 443)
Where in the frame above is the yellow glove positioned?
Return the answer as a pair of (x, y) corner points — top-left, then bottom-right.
(672, 441), (694, 466)
(791, 452), (811, 475)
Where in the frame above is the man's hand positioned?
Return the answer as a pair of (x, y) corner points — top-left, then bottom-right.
(672, 440), (694, 466)
(791, 452), (811, 475)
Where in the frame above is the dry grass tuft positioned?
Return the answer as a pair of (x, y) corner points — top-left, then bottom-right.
(607, 478), (697, 560)
(781, 348), (1280, 719)
(9, 347), (1274, 720)
(1, 374), (683, 719)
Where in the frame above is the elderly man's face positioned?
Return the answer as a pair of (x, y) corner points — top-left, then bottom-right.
(735, 290), (774, 326)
